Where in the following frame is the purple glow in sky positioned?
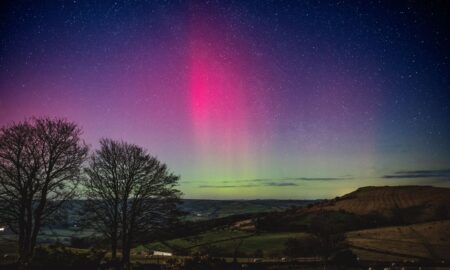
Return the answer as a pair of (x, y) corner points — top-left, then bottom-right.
(1, 1), (449, 198)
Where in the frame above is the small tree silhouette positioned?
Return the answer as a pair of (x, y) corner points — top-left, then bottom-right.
(309, 212), (346, 270)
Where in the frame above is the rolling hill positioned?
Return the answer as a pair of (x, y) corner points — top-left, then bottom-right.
(308, 186), (450, 223)
(148, 185), (450, 262)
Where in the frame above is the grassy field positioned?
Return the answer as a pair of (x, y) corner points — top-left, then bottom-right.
(0, 238), (17, 255)
(135, 220), (450, 262)
(214, 232), (308, 256)
(137, 229), (308, 257)
(346, 220), (450, 261)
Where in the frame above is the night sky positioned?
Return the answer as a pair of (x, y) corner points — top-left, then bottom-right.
(1, 1), (449, 199)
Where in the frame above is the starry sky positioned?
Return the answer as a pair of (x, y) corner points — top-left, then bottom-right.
(1, 1), (449, 199)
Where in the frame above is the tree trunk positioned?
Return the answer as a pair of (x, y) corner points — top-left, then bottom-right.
(121, 196), (130, 269)
(18, 199), (34, 270)
(111, 203), (118, 261)
(18, 252), (31, 270)
(18, 238), (32, 270)
(121, 229), (133, 270)
(28, 217), (41, 265)
(111, 236), (117, 259)
(122, 245), (131, 270)
(18, 209), (26, 268)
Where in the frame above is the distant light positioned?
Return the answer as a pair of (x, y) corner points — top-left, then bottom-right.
(0, 227), (5, 232)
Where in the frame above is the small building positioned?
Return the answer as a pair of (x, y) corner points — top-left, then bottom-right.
(152, 251), (173, 257)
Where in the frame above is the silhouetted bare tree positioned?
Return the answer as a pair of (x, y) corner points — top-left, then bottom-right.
(0, 118), (88, 269)
(81, 139), (122, 262)
(83, 139), (181, 269)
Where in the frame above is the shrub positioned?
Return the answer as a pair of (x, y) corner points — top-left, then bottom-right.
(254, 249), (263, 258)
(183, 256), (228, 270)
(30, 246), (105, 270)
(284, 236), (321, 257)
(331, 249), (358, 265)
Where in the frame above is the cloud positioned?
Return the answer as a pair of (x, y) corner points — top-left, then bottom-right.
(197, 182), (298, 188)
(198, 184), (259, 188)
(382, 169), (450, 179)
(221, 178), (271, 183)
(266, 182), (298, 186)
(282, 177), (351, 181)
(225, 176), (351, 183)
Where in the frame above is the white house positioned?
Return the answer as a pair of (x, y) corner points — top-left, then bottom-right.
(152, 251), (173, 257)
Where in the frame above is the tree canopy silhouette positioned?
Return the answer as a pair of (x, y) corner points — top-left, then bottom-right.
(0, 118), (88, 269)
(83, 138), (181, 269)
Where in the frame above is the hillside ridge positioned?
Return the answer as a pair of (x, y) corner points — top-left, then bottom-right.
(310, 185), (450, 222)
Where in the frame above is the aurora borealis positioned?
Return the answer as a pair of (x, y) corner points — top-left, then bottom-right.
(1, 1), (449, 199)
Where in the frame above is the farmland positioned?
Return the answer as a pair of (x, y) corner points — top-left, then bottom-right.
(137, 229), (308, 257)
(347, 220), (450, 261)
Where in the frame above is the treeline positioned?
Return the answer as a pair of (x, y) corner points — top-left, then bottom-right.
(0, 117), (181, 270)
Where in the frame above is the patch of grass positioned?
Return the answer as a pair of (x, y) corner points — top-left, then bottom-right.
(140, 229), (251, 252)
(0, 237), (18, 255)
(139, 230), (308, 257)
(346, 220), (450, 261)
(214, 232), (308, 256)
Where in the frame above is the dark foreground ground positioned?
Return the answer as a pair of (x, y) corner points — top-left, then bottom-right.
(1, 259), (450, 270)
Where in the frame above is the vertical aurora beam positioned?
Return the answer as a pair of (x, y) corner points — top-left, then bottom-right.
(187, 5), (257, 181)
